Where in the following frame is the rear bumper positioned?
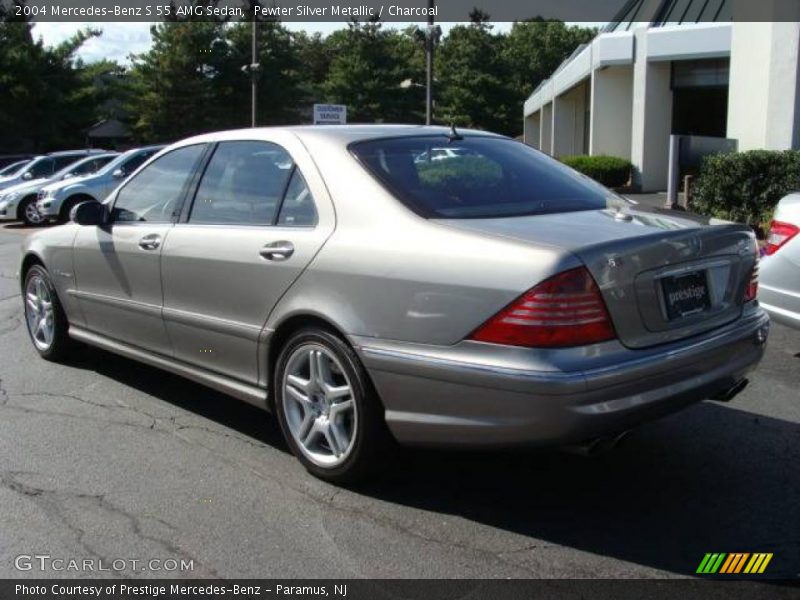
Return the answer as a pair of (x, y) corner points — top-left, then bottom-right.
(354, 307), (770, 447)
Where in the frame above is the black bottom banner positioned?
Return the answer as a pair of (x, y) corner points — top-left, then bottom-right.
(3, 579), (800, 600)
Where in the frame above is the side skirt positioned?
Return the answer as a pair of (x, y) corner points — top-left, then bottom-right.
(69, 326), (269, 410)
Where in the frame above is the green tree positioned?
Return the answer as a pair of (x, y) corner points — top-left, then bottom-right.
(127, 21), (231, 142)
(226, 20), (307, 126)
(322, 19), (423, 123)
(0, 18), (102, 151)
(435, 20), (512, 133)
(504, 19), (596, 108)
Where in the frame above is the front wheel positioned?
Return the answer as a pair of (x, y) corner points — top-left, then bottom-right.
(23, 265), (71, 360)
(19, 196), (46, 227)
(274, 327), (393, 483)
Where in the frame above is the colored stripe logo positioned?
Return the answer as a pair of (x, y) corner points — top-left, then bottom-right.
(696, 552), (773, 574)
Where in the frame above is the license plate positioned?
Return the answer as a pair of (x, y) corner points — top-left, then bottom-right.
(662, 270), (711, 320)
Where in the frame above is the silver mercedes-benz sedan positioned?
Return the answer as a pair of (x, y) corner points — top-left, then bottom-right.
(20, 125), (769, 482)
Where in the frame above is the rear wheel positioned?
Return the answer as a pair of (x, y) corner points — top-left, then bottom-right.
(274, 327), (393, 483)
(23, 265), (71, 361)
(19, 196), (45, 227)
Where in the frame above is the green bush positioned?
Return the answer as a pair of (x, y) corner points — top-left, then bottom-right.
(693, 150), (800, 226)
(560, 155), (632, 188)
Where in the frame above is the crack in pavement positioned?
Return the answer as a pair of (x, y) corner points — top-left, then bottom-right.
(0, 470), (218, 578)
(1, 389), (546, 572)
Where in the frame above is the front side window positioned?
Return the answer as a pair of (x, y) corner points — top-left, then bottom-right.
(112, 145), (205, 223)
(351, 136), (624, 219)
(189, 141), (293, 226)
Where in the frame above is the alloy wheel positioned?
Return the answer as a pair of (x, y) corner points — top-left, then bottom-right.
(24, 201), (44, 225)
(25, 275), (55, 351)
(281, 344), (358, 468)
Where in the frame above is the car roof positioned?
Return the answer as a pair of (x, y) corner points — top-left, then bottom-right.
(176, 125), (502, 147)
(47, 149), (106, 156)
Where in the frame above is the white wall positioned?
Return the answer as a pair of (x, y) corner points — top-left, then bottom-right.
(541, 103), (553, 155)
(524, 111), (541, 149)
(590, 66), (633, 160)
(630, 28), (673, 192)
(727, 21), (800, 151)
(552, 83), (588, 157)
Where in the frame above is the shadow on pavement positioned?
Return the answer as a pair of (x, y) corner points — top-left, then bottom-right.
(62, 345), (289, 454)
(65, 344), (799, 579)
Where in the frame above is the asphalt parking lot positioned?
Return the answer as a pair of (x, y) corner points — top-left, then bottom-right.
(0, 223), (798, 579)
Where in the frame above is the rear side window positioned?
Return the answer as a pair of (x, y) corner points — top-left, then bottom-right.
(351, 136), (622, 219)
(189, 141), (293, 226)
(277, 169), (317, 227)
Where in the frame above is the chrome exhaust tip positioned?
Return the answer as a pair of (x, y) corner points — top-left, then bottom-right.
(562, 430), (631, 457)
(710, 378), (749, 402)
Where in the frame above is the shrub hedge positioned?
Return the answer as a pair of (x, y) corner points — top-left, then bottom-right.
(693, 150), (800, 226)
(560, 155), (633, 188)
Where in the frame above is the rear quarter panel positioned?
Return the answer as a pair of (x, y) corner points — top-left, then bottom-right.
(265, 136), (577, 345)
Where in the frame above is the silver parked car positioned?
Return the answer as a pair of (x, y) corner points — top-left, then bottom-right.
(0, 154), (118, 226)
(20, 126), (769, 482)
(0, 149), (106, 194)
(0, 159), (32, 177)
(759, 193), (800, 329)
(37, 146), (164, 223)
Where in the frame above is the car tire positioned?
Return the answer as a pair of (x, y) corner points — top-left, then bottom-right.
(274, 326), (394, 483)
(23, 265), (71, 361)
(19, 196), (45, 227)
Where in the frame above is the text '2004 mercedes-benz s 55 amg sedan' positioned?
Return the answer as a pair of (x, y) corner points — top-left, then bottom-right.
(20, 125), (769, 482)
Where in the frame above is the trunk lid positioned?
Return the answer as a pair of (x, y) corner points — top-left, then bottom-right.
(437, 207), (758, 349)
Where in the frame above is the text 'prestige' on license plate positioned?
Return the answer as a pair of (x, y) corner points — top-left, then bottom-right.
(662, 270), (711, 320)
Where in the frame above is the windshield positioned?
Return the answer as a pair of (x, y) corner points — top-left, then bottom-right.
(351, 136), (626, 219)
(0, 160), (30, 177)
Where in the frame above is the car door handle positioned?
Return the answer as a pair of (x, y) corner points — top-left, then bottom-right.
(259, 241), (294, 261)
(138, 234), (161, 250)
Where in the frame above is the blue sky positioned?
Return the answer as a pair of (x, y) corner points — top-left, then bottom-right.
(33, 21), (603, 64)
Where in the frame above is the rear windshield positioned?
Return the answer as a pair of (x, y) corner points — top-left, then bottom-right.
(350, 135), (624, 219)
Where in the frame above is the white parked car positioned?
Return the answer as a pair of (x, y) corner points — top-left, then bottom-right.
(759, 193), (800, 329)
(37, 146), (164, 223)
(0, 154), (117, 226)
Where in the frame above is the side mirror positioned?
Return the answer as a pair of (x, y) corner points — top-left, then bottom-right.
(71, 201), (107, 226)
(22, 172), (33, 180)
(112, 169), (125, 179)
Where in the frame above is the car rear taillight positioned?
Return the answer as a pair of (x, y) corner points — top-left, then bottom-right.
(469, 266), (616, 348)
(764, 221), (799, 256)
(744, 259), (759, 302)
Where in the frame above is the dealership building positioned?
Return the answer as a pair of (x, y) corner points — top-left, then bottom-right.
(522, 0), (800, 191)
